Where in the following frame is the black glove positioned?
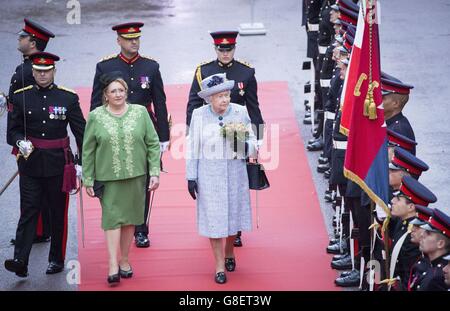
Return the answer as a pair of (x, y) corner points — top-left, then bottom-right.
(188, 180), (198, 200)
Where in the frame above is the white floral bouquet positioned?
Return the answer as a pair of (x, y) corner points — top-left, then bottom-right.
(221, 122), (249, 158)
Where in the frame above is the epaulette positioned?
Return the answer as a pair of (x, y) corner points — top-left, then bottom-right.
(13, 85), (33, 94)
(99, 54), (118, 62)
(197, 59), (215, 68)
(140, 55), (157, 62)
(236, 59), (253, 68)
(58, 86), (77, 95)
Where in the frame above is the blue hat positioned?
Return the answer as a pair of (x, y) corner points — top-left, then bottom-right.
(410, 205), (433, 226)
(399, 175), (437, 207)
(381, 72), (414, 95)
(197, 73), (235, 99)
(387, 129), (417, 152)
(389, 147), (429, 178)
(421, 209), (450, 238)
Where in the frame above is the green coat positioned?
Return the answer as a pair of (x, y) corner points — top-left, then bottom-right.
(82, 104), (160, 187)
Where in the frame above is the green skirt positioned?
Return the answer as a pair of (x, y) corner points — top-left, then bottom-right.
(100, 175), (147, 230)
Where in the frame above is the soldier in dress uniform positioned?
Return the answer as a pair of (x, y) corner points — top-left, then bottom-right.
(413, 209), (450, 291)
(4, 52), (85, 277)
(407, 205), (433, 291)
(90, 22), (170, 248)
(388, 176), (437, 289)
(186, 30), (265, 248)
(381, 74), (415, 147)
(7, 18), (55, 245)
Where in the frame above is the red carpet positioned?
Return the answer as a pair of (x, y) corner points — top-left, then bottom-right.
(75, 82), (339, 291)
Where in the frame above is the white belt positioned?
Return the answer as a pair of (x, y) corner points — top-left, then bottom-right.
(320, 79), (331, 88)
(325, 111), (336, 120)
(318, 45), (328, 54)
(333, 140), (347, 150)
(308, 23), (319, 31)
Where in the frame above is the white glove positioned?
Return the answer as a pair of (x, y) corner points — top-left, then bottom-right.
(160, 141), (170, 153)
(375, 203), (387, 222)
(16, 140), (34, 159)
(75, 165), (82, 178)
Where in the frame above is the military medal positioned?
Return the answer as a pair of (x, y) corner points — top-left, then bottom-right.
(49, 106), (55, 119)
(61, 107), (67, 120)
(140, 76), (149, 89)
(238, 82), (245, 96)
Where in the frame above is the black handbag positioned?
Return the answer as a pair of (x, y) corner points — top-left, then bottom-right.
(93, 180), (105, 199)
(247, 159), (270, 190)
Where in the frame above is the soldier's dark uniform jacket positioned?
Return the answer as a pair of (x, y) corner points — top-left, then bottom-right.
(413, 254), (449, 291)
(8, 84), (85, 176)
(407, 256), (430, 291)
(186, 59), (264, 139)
(389, 217), (421, 289)
(386, 112), (415, 155)
(305, 0), (322, 59)
(90, 53), (170, 142)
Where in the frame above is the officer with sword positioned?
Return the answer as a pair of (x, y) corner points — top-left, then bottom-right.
(4, 51), (85, 277)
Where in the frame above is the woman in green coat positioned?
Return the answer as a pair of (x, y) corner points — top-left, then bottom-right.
(82, 74), (160, 285)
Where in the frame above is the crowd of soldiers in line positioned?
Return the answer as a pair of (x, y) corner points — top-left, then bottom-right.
(302, 0), (450, 290)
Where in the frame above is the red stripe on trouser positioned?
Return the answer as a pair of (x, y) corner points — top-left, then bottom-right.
(36, 213), (43, 236)
(61, 193), (69, 260)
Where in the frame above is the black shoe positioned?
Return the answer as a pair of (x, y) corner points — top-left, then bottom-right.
(303, 117), (312, 125)
(10, 238), (16, 246)
(215, 271), (227, 284)
(233, 236), (242, 247)
(317, 163), (330, 173)
(225, 258), (236, 272)
(326, 239), (348, 254)
(318, 156), (329, 165)
(119, 266), (133, 278)
(135, 232), (150, 248)
(339, 270), (353, 278)
(328, 238), (339, 246)
(46, 261), (64, 274)
(4, 259), (28, 278)
(332, 253), (349, 261)
(324, 169), (331, 179)
(308, 137), (320, 144)
(335, 269), (360, 287)
(107, 271), (120, 285)
(331, 254), (353, 270)
(324, 192), (333, 202)
(304, 112), (311, 118)
(307, 140), (324, 151)
(33, 236), (51, 244)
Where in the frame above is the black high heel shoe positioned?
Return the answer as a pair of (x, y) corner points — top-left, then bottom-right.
(225, 258), (236, 272)
(107, 270), (120, 285)
(119, 266), (133, 278)
(215, 271), (227, 284)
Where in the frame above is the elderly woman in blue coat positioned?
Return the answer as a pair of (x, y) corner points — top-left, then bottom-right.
(186, 73), (257, 284)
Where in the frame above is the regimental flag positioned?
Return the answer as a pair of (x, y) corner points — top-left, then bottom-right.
(343, 0), (389, 213)
(340, 3), (365, 136)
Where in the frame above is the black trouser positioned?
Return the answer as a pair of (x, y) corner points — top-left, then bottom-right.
(135, 174), (151, 236)
(35, 196), (51, 238)
(14, 174), (68, 265)
(323, 118), (334, 159)
(357, 204), (373, 264)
